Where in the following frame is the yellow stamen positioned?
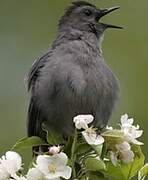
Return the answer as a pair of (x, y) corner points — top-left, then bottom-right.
(86, 127), (96, 134)
(48, 163), (57, 174)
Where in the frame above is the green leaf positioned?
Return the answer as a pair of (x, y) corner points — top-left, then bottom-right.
(138, 164), (148, 180)
(88, 172), (109, 180)
(11, 136), (47, 151)
(75, 143), (92, 155)
(28, 156), (36, 169)
(102, 129), (124, 137)
(84, 157), (107, 172)
(102, 130), (124, 145)
(42, 123), (64, 145)
(92, 144), (103, 156)
(104, 162), (127, 180)
(64, 136), (73, 157)
(101, 142), (108, 158)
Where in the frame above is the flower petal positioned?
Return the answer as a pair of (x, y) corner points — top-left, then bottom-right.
(121, 150), (134, 164)
(121, 114), (128, 124)
(45, 174), (60, 179)
(128, 118), (134, 125)
(11, 174), (27, 180)
(53, 152), (68, 168)
(0, 164), (10, 180)
(0, 151), (22, 176)
(131, 139), (144, 145)
(116, 142), (131, 152)
(73, 115), (94, 129)
(73, 115), (94, 124)
(82, 131), (104, 145)
(45, 176), (60, 180)
(121, 114), (134, 127)
(110, 151), (118, 166)
(36, 155), (52, 174)
(132, 130), (143, 139)
(75, 120), (88, 130)
(46, 166), (72, 180)
(5, 151), (22, 168)
(27, 168), (45, 180)
(58, 166), (72, 179)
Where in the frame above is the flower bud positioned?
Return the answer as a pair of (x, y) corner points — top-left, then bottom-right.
(48, 146), (60, 155)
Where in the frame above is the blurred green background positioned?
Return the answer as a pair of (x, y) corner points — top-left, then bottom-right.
(0, 0), (147, 164)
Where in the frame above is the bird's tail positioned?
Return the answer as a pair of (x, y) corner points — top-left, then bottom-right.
(27, 98), (49, 155)
(27, 98), (39, 137)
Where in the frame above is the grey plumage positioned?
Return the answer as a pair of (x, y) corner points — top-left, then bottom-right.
(27, 1), (120, 139)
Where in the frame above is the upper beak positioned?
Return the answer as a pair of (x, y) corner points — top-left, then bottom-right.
(97, 6), (123, 29)
(99, 6), (120, 18)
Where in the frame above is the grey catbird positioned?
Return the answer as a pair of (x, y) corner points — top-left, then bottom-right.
(27, 1), (121, 140)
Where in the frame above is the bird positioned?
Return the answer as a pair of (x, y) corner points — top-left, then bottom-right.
(26, 1), (121, 142)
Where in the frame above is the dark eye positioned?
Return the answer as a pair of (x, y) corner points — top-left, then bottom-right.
(84, 9), (92, 16)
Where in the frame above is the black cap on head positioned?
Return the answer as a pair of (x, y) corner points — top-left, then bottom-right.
(72, 1), (95, 7)
(64, 1), (96, 16)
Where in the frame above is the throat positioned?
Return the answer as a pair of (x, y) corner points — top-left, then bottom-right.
(53, 27), (103, 54)
(81, 32), (103, 54)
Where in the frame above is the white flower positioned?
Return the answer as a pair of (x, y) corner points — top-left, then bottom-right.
(120, 114), (143, 145)
(34, 152), (72, 179)
(82, 127), (104, 145)
(48, 146), (60, 155)
(0, 151), (22, 179)
(116, 142), (134, 164)
(73, 115), (94, 129)
(27, 168), (45, 180)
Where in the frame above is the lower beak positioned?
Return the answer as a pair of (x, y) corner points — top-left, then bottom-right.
(100, 23), (123, 30)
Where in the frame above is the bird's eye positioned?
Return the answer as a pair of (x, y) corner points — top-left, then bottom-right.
(84, 9), (92, 16)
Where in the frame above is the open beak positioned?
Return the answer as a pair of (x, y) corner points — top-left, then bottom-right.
(97, 6), (123, 29)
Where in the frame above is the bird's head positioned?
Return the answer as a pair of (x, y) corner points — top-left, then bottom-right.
(59, 1), (122, 37)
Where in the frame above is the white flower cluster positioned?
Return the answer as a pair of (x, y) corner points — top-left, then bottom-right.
(109, 114), (143, 165)
(0, 150), (71, 180)
(73, 114), (143, 166)
(0, 114), (144, 179)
